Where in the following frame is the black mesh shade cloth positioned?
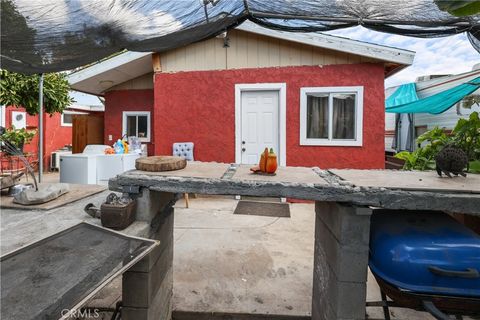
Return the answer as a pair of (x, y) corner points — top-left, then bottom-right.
(0, 223), (157, 320)
(1, 0), (479, 74)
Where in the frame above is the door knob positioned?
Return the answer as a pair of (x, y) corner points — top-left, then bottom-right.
(242, 141), (246, 145)
(242, 148), (246, 152)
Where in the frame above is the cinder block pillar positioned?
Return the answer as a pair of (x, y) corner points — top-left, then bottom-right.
(122, 189), (175, 320)
(312, 201), (372, 320)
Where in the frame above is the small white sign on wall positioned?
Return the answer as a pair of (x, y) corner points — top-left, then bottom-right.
(11, 111), (27, 129)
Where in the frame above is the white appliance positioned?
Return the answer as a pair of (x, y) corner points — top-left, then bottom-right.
(51, 150), (72, 171)
(59, 145), (110, 184)
(96, 153), (140, 185)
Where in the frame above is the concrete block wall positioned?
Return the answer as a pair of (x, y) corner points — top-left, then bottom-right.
(312, 201), (372, 320)
(123, 190), (175, 320)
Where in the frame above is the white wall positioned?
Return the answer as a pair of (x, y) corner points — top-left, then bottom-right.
(415, 102), (480, 130)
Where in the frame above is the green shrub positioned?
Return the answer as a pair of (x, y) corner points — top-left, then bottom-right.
(1, 126), (37, 148)
(395, 112), (480, 173)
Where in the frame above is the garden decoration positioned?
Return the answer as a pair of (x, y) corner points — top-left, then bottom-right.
(435, 145), (468, 177)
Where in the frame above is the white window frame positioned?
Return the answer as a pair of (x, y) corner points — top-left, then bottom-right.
(122, 111), (151, 142)
(300, 86), (363, 147)
(61, 110), (87, 127)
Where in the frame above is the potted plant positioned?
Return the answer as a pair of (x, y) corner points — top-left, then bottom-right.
(0, 126), (37, 155)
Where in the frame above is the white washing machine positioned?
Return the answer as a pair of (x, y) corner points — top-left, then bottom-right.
(59, 145), (110, 184)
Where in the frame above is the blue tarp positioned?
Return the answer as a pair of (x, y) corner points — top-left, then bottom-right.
(386, 77), (480, 114)
(385, 83), (418, 109)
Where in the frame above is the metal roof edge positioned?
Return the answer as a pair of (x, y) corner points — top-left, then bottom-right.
(68, 51), (152, 85)
(237, 22), (415, 66)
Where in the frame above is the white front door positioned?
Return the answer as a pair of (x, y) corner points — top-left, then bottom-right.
(240, 90), (279, 164)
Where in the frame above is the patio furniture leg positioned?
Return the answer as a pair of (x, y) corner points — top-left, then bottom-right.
(312, 201), (372, 320)
(122, 189), (176, 320)
(184, 193), (189, 208)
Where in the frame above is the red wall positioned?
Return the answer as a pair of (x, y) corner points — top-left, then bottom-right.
(43, 112), (72, 169)
(3, 106), (73, 170)
(104, 89), (154, 154)
(4, 106), (39, 155)
(152, 64), (385, 169)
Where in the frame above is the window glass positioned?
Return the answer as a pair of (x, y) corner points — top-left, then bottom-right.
(63, 114), (73, 124)
(300, 87), (362, 146)
(306, 94), (329, 139)
(332, 94), (356, 139)
(137, 116), (148, 138)
(126, 116), (137, 137)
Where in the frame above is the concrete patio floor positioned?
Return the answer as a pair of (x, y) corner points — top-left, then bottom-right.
(84, 195), (469, 320)
(3, 177), (475, 320)
(171, 195), (449, 320)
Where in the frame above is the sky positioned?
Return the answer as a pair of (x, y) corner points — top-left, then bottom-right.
(327, 26), (480, 89)
(69, 91), (103, 107)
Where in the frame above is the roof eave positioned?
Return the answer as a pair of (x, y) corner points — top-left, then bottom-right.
(68, 51), (153, 96)
(384, 63), (410, 79)
(236, 23), (415, 66)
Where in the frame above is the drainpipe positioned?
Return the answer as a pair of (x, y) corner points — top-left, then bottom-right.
(38, 73), (44, 183)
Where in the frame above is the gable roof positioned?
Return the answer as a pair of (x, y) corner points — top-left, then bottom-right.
(69, 21), (415, 96)
(237, 22), (414, 66)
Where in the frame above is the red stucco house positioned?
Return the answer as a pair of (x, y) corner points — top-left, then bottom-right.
(68, 22), (414, 169)
(0, 103), (103, 171)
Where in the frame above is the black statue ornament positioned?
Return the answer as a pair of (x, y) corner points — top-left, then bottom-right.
(435, 145), (468, 178)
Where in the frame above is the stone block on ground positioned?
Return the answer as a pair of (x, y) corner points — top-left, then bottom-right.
(13, 183), (69, 205)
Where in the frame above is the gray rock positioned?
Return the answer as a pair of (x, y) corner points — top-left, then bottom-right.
(13, 183), (70, 205)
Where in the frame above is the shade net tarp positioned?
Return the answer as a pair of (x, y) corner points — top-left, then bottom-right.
(1, 0), (480, 74)
(386, 77), (480, 114)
